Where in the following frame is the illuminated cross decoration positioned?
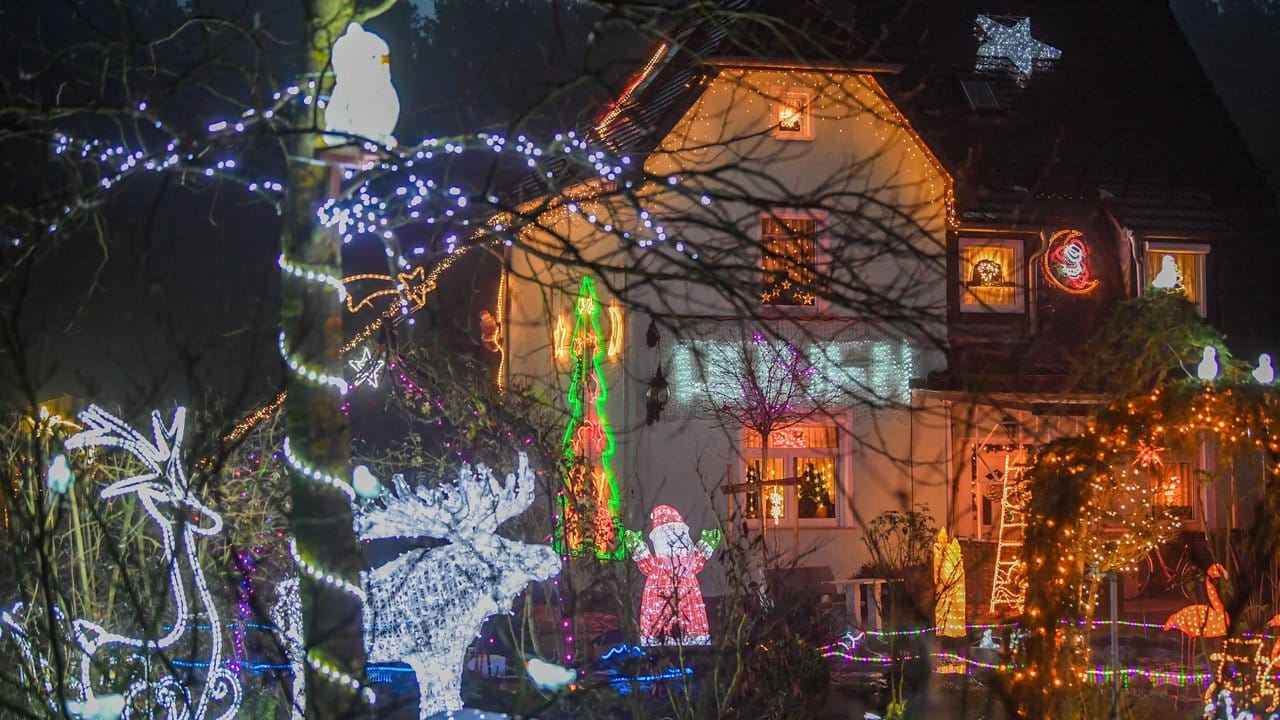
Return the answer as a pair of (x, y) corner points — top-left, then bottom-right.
(975, 15), (1061, 84)
(348, 345), (386, 388)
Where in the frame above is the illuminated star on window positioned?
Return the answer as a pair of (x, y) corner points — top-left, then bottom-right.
(975, 15), (1061, 83)
(349, 345), (386, 388)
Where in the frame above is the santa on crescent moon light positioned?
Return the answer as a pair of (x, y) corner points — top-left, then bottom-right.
(624, 505), (721, 647)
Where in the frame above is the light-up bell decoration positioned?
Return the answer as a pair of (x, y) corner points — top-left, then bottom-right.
(1198, 346), (1220, 383)
(624, 505), (720, 647)
(1163, 563), (1228, 639)
(324, 22), (400, 147)
(1151, 254), (1181, 290)
(1254, 353), (1275, 385)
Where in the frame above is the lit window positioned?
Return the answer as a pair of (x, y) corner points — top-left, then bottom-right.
(959, 238), (1024, 312)
(1145, 242), (1208, 317)
(772, 88), (813, 140)
(741, 424), (840, 524)
(1153, 461), (1196, 521)
(760, 213), (819, 307)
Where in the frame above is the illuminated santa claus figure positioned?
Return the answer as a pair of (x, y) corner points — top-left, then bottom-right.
(626, 504), (721, 646)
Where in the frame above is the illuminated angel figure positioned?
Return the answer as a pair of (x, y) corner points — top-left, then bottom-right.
(624, 505), (721, 646)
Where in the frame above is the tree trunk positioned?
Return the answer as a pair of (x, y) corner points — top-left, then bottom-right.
(280, 2), (368, 717)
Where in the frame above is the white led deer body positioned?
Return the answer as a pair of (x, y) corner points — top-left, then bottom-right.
(278, 453), (561, 720)
(62, 406), (242, 720)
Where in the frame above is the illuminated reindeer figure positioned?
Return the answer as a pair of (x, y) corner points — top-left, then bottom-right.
(64, 406), (241, 720)
(277, 452), (561, 720)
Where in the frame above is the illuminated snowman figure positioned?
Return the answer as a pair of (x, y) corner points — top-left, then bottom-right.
(324, 22), (399, 147)
(1254, 353), (1274, 385)
(624, 505), (721, 646)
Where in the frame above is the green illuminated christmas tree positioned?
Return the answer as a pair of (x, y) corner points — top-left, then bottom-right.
(557, 276), (623, 559)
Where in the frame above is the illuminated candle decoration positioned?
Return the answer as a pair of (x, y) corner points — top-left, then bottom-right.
(623, 505), (721, 647)
(1198, 346), (1220, 383)
(557, 276), (624, 558)
(974, 15), (1061, 84)
(64, 405), (243, 720)
(1254, 354), (1274, 385)
(324, 22), (400, 147)
(1162, 563), (1228, 639)
(1040, 229), (1098, 295)
(1151, 254), (1181, 290)
(932, 528), (967, 638)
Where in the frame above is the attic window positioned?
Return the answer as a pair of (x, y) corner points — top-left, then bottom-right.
(1145, 241), (1208, 317)
(960, 78), (1000, 110)
(959, 237), (1024, 313)
(772, 88), (814, 140)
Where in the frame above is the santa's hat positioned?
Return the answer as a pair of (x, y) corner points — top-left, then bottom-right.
(650, 504), (685, 529)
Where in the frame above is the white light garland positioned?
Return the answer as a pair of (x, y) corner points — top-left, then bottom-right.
(669, 337), (915, 409)
(278, 253), (348, 300)
(279, 331), (351, 395)
(281, 435), (357, 501)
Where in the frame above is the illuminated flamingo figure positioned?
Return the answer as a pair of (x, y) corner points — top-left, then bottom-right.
(1163, 563), (1229, 638)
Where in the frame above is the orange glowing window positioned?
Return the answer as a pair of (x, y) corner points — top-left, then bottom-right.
(772, 88), (814, 140)
(760, 214), (819, 307)
(1145, 243), (1207, 317)
(959, 238), (1023, 312)
(741, 424), (840, 524)
(1153, 461), (1196, 519)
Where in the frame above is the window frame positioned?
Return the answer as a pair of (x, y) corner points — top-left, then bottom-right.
(957, 237), (1025, 313)
(1143, 240), (1209, 317)
(771, 87), (815, 141)
(758, 209), (827, 313)
(738, 422), (844, 529)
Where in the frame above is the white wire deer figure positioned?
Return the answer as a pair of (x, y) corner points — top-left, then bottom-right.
(275, 452), (561, 720)
(63, 405), (241, 720)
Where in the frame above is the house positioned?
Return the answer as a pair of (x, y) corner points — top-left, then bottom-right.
(499, 0), (1275, 596)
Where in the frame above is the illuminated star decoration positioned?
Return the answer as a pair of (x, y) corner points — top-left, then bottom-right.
(348, 345), (386, 388)
(975, 15), (1061, 84)
(1133, 440), (1164, 469)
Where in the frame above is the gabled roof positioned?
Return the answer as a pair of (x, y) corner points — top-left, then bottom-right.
(568, 0), (1271, 225)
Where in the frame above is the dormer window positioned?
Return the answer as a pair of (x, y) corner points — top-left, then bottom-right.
(959, 237), (1024, 312)
(1144, 241), (1208, 317)
(772, 88), (814, 140)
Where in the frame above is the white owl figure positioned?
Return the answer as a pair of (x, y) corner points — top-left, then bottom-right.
(324, 22), (399, 147)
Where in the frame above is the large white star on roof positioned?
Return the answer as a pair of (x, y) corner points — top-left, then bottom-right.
(975, 15), (1061, 82)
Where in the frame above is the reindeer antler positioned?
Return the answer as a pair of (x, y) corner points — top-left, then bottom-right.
(66, 405), (187, 484)
(355, 453), (535, 541)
